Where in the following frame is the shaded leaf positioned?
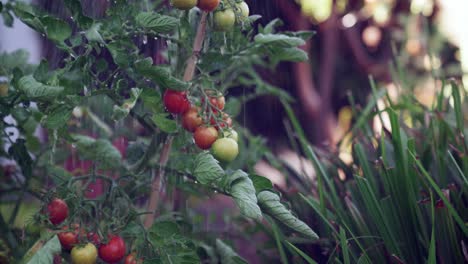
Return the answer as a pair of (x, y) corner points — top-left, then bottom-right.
(193, 153), (224, 185)
(17, 75), (63, 101)
(135, 58), (188, 91)
(152, 113), (177, 133)
(136, 12), (178, 33)
(215, 239), (248, 264)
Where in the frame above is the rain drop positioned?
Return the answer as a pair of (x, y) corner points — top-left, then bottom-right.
(142, 35), (148, 45)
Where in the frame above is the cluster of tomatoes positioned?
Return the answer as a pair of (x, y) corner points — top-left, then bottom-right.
(163, 89), (239, 162)
(170, 0), (250, 31)
(47, 198), (140, 264)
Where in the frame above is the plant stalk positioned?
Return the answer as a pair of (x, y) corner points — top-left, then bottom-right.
(143, 12), (208, 228)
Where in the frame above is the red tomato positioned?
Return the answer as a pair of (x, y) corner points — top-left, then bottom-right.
(87, 232), (101, 246)
(98, 235), (126, 263)
(163, 90), (190, 114)
(58, 225), (80, 250)
(124, 253), (142, 264)
(182, 107), (203, 132)
(194, 126), (218, 150)
(197, 0), (220, 12)
(203, 91), (225, 112)
(210, 113), (232, 130)
(47, 198), (69, 225)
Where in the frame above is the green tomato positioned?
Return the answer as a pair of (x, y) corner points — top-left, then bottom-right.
(212, 138), (239, 162)
(171, 0), (198, 10)
(71, 243), (98, 264)
(236, 1), (249, 21)
(214, 9), (236, 32)
(223, 129), (238, 142)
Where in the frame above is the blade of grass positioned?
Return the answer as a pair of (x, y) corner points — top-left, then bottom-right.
(339, 227), (350, 264)
(270, 217), (289, 264)
(409, 151), (468, 237)
(427, 192), (436, 264)
(284, 241), (318, 264)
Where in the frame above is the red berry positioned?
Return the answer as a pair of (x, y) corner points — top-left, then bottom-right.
(163, 90), (190, 114)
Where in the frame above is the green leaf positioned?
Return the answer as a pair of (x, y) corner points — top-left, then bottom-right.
(136, 12), (178, 33)
(225, 170), (262, 220)
(250, 174), (273, 193)
(13, 3), (44, 33)
(135, 58), (188, 90)
(42, 104), (73, 129)
(17, 75), (64, 101)
(215, 239), (248, 264)
(262, 18), (283, 34)
(193, 153), (224, 185)
(255, 34), (305, 48)
(284, 241), (318, 264)
(273, 47), (308, 62)
(73, 135), (122, 169)
(8, 139), (33, 178)
(107, 40), (134, 67)
(2, 11), (14, 27)
(257, 191), (319, 239)
(41, 16), (71, 42)
(152, 113), (177, 133)
(141, 88), (163, 112)
(112, 88), (142, 121)
(23, 236), (61, 264)
(85, 23), (104, 43)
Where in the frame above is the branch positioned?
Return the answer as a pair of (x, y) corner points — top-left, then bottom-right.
(143, 12), (209, 228)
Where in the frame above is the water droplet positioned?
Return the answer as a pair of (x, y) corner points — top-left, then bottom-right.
(71, 144), (77, 149)
(154, 37), (158, 40)
(194, 181), (198, 184)
(142, 35), (148, 45)
(70, 16), (74, 20)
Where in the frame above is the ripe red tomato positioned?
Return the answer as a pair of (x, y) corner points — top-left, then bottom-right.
(182, 107), (203, 132)
(194, 126), (219, 150)
(47, 198), (69, 225)
(214, 9), (236, 31)
(197, 0), (219, 12)
(171, 0), (197, 10)
(210, 113), (232, 130)
(87, 232), (101, 246)
(71, 243), (98, 264)
(211, 138), (239, 162)
(163, 90), (190, 114)
(58, 227), (79, 250)
(124, 253), (142, 264)
(208, 94), (225, 111)
(98, 235), (126, 263)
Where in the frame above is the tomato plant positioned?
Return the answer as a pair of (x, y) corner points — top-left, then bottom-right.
(0, 0), (319, 262)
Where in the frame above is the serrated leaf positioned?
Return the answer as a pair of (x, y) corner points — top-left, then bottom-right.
(42, 104), (73, 129)
(41, 16), (71, 42)
(152, 113), (177, 133)
(215, 239), (248, 264)
(73, 135), (122, 169)
(107, 40), (134, 67)
(193, 153), (224, 185)
(262, 18), (283, 34)
(227, 171), (262, 220)
(22, 236), (61, 264)
(8, 139), (33, 178)
(135, 58), (188, 90)
(273, 47), (309, 62)
(257, 191), (318, 239)
(136, 12), (178, 33)
(18, 75), (64, 101)
(112, 88), (141, 121)
(255, 34), (305, 48)
(250, 174), (273, 193)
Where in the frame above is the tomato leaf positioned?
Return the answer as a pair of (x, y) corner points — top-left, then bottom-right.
(152, 113), (177, 133)
(224, 170), (262, 220)
(8, 139), (33, 178)
(249, 174), (273, 193)
(134, 58), (189, 91)
(254, 34), (305, 48)
(193, 153), (224, 185)
(136, 12), (178, 33)
(73, 135), (122, 169)
(257, 191), (319, 239)
(42, 103), (73, 129)
(17, 75), (64, 101)
(22, 236), (61, 264)
(41, 16), (72, 43)
(215, 239), (248, 264)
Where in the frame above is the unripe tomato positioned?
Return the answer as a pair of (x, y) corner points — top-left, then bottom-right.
(124, 253), (143, 264)
(214, 9), (236, 31)
(212, 138), (239, 162)
(223, 129), (238, 142)
(194, 126), (218, 150)
(0, 83), (8, 97)
(197, 0), (220, 12)
(58, 230), (79, 250)
(171, 0), (197, 10)
(209, 94), (225, 111)
(98, 235), (126, 263)
(163, 90), (190, 114)
(47, 198), (69, 225)
(182, 107), (203, 132)
(236, 1), (249, 21)
(71, 243), (98, 264)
